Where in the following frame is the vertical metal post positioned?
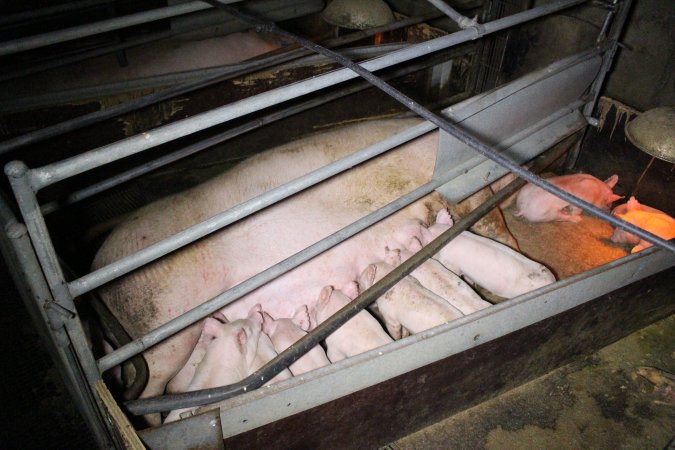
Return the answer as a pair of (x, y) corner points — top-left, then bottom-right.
(0, 198), (117, 448)
(3, 162), (116, 446)
(565, 0), (632, 169)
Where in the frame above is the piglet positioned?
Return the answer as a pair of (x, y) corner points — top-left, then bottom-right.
(385, 246), (491, 315)
(515, 173), (623, 223)
(422, 209), (556, 298)
(358, 259), (464, 340)
(312, 285), (393, 362)
(261, 306), (330, 376)
(248, 305), (293, 384)
(610, 197), (675, 253)
(164, 314), (260, 423)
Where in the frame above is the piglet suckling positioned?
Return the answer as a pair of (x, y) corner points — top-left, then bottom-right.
(610, 197), (675, 253)
(261, 306), (330, 376)
(248, 305), (293, 384)
(164, 313), (261, 423)
(357, 259), (464, 340)
(515, 173), (623, 223)
(385, 247), (491, 315)
(422, 209), (555, 298)
(312, 285), (393, 362)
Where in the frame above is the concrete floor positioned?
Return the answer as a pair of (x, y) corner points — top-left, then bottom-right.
(388, 314), (675, 450)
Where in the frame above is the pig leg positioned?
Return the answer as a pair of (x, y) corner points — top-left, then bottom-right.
(380, 307), (404, 340)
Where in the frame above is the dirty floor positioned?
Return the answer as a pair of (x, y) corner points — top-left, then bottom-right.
(388, 314), (675, 450)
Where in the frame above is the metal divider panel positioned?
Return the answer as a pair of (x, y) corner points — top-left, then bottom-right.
(433, 53), (602, 199)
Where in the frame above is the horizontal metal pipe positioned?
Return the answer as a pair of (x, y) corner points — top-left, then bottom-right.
(126, 142), (568, 414)
(41, 50), (456, 215)
(0, 1), (224, 57)
(250, 1), (675, 253)
(0, 13), (439, 152)
(28, 0), (587, 190)
(0, 0), (114, 28)
(70, 122), (436, 299)
(97, 177), (440, 372)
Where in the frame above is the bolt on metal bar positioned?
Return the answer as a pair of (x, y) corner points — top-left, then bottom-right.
(25, 0), (587, 190)
(0, 1), (224, 57)
(69, 122), (436, 300)
(210, 0), (674, 253)
(126, 139), (573, 415)
(566, 0), (628, 169)
(425, 0), (479, 29)
(0, 12), (440, 155)
(40, 49), (456, 215)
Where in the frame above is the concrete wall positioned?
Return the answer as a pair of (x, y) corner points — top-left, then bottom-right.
(603, 0), (675, 111)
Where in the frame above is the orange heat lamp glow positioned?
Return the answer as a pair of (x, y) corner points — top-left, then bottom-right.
(374, 32), (384, 45)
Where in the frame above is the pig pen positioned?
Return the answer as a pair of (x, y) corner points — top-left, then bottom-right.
(0, 1), (674, 449)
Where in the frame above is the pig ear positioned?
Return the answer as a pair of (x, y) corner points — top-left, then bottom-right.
(383, 247), (401, 266)
(366, 264), (377, 285)
(236, 328), (248, 355)
(261, 311), (274, 335)
(248, 305), (264, 328)
(607, 193), (624, 203)
(342, 281), (360, 300)
(211, 311), (228, 324)
(604, 174), (619, 188)
(319, 285), (334, 302)
(627, 196), (640, 209)
(436, 209), (453, 226)
(407, 237), (423, 253)
(202, 317), (223, 340)
(292, 305), (311, 331)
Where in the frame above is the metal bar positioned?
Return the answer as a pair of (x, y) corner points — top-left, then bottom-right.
(0, 201), (116, 446)
(99, 96), (579, 374)
(565, 0), (628, 168)
(125, 137), (571, 414)
(0, 13), (439, 153)
(425, 0), (479, 29)
(211, 0), (673, 252)
(70, 122), (436, 299)
(0, 0), (114, 28)
(97, 177), (437, 373)
(0, 1), (226, 57)
(40, 49), (457, 215)
(26, 0), (587, 189)
(2, 42), (411, 110)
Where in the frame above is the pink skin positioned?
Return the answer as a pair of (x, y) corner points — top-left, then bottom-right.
(261, 307), (330, 376)
(611, 196), (675, 251)
(357, 260), (464, 340)
(423, 210), (556, 298)
(93, 119), (450, 423)
(610, 197), (675, 253)
(515, 174), (623, 223)
(311, 286), (393, 362)
(163, 313), (261, 423)
(384, 246), (491, 315)
(247, 305), (293, 384)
